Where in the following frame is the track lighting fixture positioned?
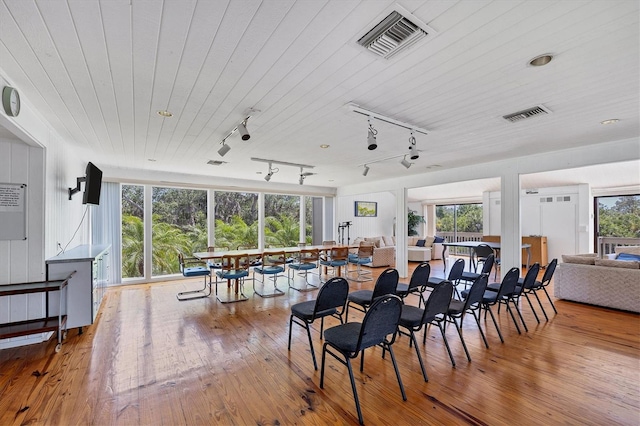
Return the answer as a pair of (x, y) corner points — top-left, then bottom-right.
(367, 117), (378, 150)
(218, 112), (255, 157)
(362, 165), (370, 176)
(401, 156), (412, 169)
(237, 122), (250, 140)
(218, 142), (231, 157)
(264, 162), (278, 181)
(408, 131), (419, 160)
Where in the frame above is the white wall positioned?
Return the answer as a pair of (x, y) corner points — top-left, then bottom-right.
(485, 184), (592, 261)
(336, 191), (396, 242)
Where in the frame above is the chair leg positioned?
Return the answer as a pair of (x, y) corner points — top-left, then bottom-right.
(504, 301), (522, 334)
(436, 322), (456, 367)
(512, 297), (528, 332)
(176, 275), (212, 301)
(470, 309), (490, 349)
(346, 356), (364, 425)
(387, 344), (407, 402)
(542, 286), (558, 314)
(410, 330), (428, 382)
(304, 321), (318, 370)
(532, 290), (549, 321)
(485, 305), (504, 343)
(523, 292), (540, 323)
(451, 317), (471, 362)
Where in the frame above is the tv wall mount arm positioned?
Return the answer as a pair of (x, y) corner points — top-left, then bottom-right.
(68, 176), (85, 200)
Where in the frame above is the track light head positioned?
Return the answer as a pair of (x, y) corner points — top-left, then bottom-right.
(408, 134), (419, 160)
(218, 142), (231, 157)
(238, 122), (250, 140)
(264, 172), (272, 182)
(362, 165), (370, 176)
(367, 118), (378, 150)
(401, 156), (412, 169)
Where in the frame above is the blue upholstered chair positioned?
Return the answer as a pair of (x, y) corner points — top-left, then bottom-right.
(347, 243), (374, 282)
(215, 254), (250, 303)
(176, 252), (212, 301)
(288, 248), (320, 291)
(253, 251), (287, 297)
(319, 246), (349, 281)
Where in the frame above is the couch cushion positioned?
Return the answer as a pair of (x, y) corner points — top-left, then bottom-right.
(408, 237), (419, 246)
(353, 237), (364, 245)
(365, 237), (383, 248)
(383, 235), (395, 246)
(562, 254), (597, 265)
(434, 236), (445, 243)
(594, 258), (640, 269)
(416, 239), (426, 247)
(617, 253), (640, 262)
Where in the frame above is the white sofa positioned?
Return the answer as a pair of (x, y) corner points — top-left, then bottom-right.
(554, 248), (640, 313)
(407, 236), (447, 262)
(353, 236), (396, 267)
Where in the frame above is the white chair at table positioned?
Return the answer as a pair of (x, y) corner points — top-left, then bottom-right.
(288, 248), (320, 292)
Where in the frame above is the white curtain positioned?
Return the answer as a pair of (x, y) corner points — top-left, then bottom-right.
(91, 182), (122, 284)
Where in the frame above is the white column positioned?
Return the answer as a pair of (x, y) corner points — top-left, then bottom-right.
(299, 195), (306, 244)
(395, 187), (408, 278)
(258, 192), (265, 250)
(500, 168), (522, 279)
(208, 189), (215, 247)
(143, 184), (152, 279)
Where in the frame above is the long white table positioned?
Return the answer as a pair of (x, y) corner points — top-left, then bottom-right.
(441, 240), (531, 273)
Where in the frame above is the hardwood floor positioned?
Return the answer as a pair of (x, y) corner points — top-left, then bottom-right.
(1, 261), (639, 425)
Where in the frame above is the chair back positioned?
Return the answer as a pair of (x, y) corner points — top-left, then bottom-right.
(448, 258), (466, 281)
(314, 277), (349, 316)
(464, 274), (489, 309)
(521, 262), (540, 292)
(408, 262), (431, 292)
(496, 267), (520, 299)
(220, 254), (248, 272)
(329, 246), (349, 261)
(540, 258), (558, 286)
(372, 268), (400, 299)
(422, 280), (453, 324)
(357, 242), (375, 258)
(475, 244), (494, 259)
(262, 251), (286, 267)
(178, 252), (186, 273)
(481, 253), (495, 274)
(322, 240), (336, 246)
(297, 248), (320, 263)
(357, 294), (403, 350)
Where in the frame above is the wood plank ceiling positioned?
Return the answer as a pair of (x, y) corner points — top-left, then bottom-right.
(0, 0), (638, 189)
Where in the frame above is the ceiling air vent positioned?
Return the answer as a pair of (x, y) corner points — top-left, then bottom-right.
(357, 11), (429, 59)
(207, 160), (227, 166)
(503, 105), (552, 123)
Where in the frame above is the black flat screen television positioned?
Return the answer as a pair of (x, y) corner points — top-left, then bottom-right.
(83, 162), (102, 205)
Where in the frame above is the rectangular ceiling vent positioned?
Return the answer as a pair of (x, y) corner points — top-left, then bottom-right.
(207, 160), (227, 166)
(357, 11), (429, 59)
(503, 105), (552, 123)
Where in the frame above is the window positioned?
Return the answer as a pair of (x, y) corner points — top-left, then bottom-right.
(151, 187), (208, 276)
(436, 203), (483, 253)
(214, 191), (259, 250)
(121, 184), (144, 279)
(264, 194), (300, 248)
(596, 195), (640, 238)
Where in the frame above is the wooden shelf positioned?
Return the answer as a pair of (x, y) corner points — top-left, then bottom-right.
(0, 316), (67, 340)
(482, 235), (548, 267)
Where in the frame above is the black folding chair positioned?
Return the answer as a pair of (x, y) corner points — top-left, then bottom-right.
(320, 295), (405, 425)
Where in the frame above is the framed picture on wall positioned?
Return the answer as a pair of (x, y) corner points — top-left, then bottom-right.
(355, 201), (377, 217)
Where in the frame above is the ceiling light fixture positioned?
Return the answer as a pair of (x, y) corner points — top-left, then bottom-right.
(600, 119), (620, 125)
(264, 162), (278, 182)
(401, 156), (412, 169)
(348, 103), (429, 135)
(367, 117), (378, 150)
(408, 131), (419, 160)
(218, 110), (257, 157)
(362, 165), (370, 176)
(157, 110), (173, 117)
(320, 144), (330, 149)
(528, 54), (553, 67)
(218, 142), (231, 157)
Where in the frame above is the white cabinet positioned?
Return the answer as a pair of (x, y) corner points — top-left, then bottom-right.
(46, 244), (110, 331)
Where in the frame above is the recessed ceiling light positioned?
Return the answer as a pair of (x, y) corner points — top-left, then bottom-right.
(157, 110), (173, 117)
(148, 158), (156, 162)
(528, 54), (553, 67)
(256, 171), (262, 174)
(320, 144), (330, 149)
(600, 119), (620, 125)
